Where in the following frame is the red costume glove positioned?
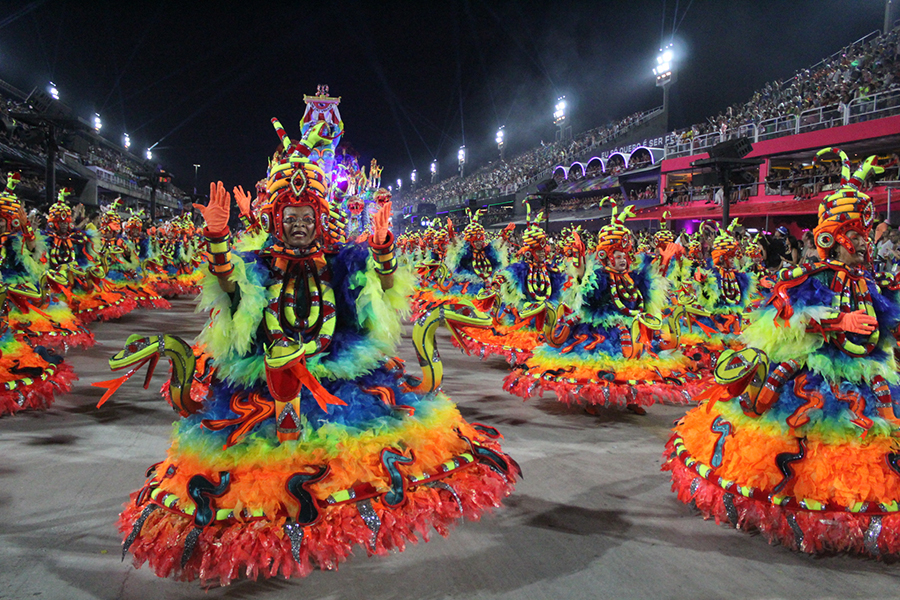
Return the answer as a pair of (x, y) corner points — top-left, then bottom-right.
(838, 309), (878, 335)
(193, 181), (231, 236)
(372, 201), (393, 247)
(233, 185), (252, 219)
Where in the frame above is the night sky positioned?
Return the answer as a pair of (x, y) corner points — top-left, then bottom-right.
(0, 0), (890, 195)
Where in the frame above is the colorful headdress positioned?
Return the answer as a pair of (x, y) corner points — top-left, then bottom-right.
(520, 199), (547, 256)
(0, 172), (23, 231)
(595, 197), (636, 265)
(100, 197), (124, 232)
(686, 234), (703, 260)
(711, 218), (740, 266)
(653, 211), (674, 249)
(463, 208), (486, 244)
(124, 208), (146, 235)
(813, 147), (880, 261)
(259, 118), (332, 246)
(47, 187), (74, 227)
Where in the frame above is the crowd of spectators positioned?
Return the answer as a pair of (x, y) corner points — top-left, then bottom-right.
(672, 28), (900, 145)
(0, 85), (186, 212)
(396, 108), (663, 212)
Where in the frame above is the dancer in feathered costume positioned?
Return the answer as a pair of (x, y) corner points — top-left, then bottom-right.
(504, 201), (707, 412)
(0, 174), (93, 349)
(409, 219), (456, 317)
(419, 208), (507, 318)
(0, 292), (76, 416)
(149, 217), (200, 297)
(664, 147), (900, 556)
(450, 200), (567, 362)
(120, 208), (171, 308)
(0, 181), (77, 414)
(675, 220), (757, 369)
(98, 199), (169, 310)
(43, 189), (134, 323)
(98, 99), (518, 585)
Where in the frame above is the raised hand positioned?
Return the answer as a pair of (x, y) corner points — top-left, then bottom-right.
(372, 201), (392, 246)
(194, 181), (231, 236)
(233, 185), (253, 218)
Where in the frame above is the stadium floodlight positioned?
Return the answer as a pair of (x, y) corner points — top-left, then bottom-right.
(653, 43), (675, 86)
(396, 178), (402, 190)
(123, 133), (131, 149)
(145, 148), (153, 160)
(553, 97), (566, 126)
(496, 126), (506, 160)
(48, 82), (59, 100)
(458, 145), (466, 178)
(93, 113), (102, 132)
(411, 169), (417, 183)
(430, 161), (437, 174)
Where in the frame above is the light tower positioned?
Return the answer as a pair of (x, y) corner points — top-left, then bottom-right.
(553, 97), (570, 142)
(396, 178), (402, 191)
(123, 133), (131, 150)
(430, 160), (438, 184)
(458, 146), (466, 179)
(92, 113), (102, 132)
(496, 126), (506, 161)
(411, 169), (417, 191)
(653, 43), (676, 129)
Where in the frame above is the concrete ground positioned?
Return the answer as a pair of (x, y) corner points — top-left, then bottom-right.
(2, 299), (900, 600)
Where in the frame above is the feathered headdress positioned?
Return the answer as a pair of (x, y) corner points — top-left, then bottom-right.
(711, 218), (740, 266)
(812, 146), (880, 261)
(595, 196), (636, 264)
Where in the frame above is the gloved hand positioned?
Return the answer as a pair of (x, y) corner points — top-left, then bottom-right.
(233, 185), (253, 219)
(372, 201), (393, 247)
(193, 181), (231, 236)
(838, 309), (878, 335)
(661, 242), (684, 266)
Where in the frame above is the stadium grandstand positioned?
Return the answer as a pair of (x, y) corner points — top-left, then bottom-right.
(397, 24), (900, 249)
(0, 78), (188, 221)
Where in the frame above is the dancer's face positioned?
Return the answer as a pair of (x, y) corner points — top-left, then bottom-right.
(282, 205), (316, 248)
(837, 229), (866, 265)
(612, 250), (628, 271)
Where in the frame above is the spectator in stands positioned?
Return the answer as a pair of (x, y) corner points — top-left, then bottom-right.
(800, 231), (819, 263)
(772, 225), (800, 267)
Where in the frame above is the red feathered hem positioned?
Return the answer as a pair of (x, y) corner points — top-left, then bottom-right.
(0, 361), (77, 416)
(450, 332), (531, 365)
(75, 296), (138, 323)
(662, 435), (900, 556)
(136, 296), (172, 310)
(118, 463), (516, 586)
(25, 329), (96, 351)
(503, 370), (706, 408)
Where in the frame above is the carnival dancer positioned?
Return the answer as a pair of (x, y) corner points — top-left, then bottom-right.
(43, 189), (134, 323)
(0, 174), (93, 349)
(98, 199), (169, 310)
(663, 148), (900, 556)
(98, 106), (518, 585)
(449, 200), (569, 363)
(409, 219), (455, 318)
(0, 289), (76, 416)
(504, 201), (706, 413)
(423, 208), (508, 312)
(676, 220), (757, 369)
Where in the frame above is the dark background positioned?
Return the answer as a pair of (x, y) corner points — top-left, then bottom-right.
(0, 0), (889, 193)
